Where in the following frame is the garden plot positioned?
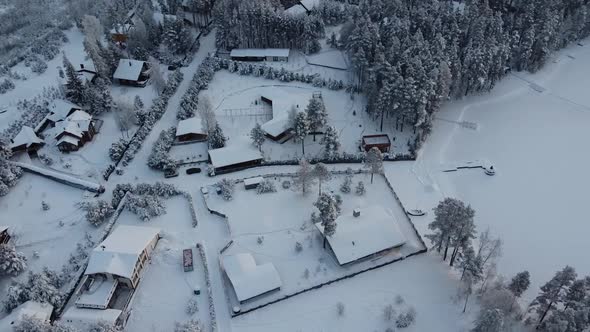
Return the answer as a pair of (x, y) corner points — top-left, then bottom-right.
(201, 71), (413, 161)
(204, 173), (425, 314)
(117, 197), (213, 332)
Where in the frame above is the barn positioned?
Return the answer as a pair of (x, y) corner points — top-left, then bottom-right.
(315, 206), (406, 266)
(230, 49), (290, 62)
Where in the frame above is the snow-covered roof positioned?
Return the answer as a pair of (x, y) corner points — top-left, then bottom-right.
(222, 253), (282, 302)
(109, 23), (133, 34)
(61, 307), (122, 328)
(230, 48), (290, 58)
(300, 0), (320, 10)
(153, 12), (177, 24)
(316, 206), (406, 265)
(261, 116), (290, 138)
(259, 89), (308, 137)
(113, 59), (146, 81)
(0, 301), (53, 330)
(285, 4), (307, 15)
(77, 71), (96, 83)
(363, 135), (390, 145)
(76, 61), (96, 73)
(85, 225), (160, 280)
(54, 110), (93, 140)
(209, 145), (263, 169)
(76, 277), (118, 309)
(10, 126), (44, 149)
(46, 99), (82, 122)
(176, 117), (206, 136)
(244, 176), (264, 187)
(0, 225), (7, 233)
(56, 134), (80, 147)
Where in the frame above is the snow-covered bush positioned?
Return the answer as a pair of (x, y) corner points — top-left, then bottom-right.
(175, 319), (202, 332)
(186, 298), (199, 315)
(336, 302), (345, 316)
(295, 241), (303, 253)
(12, 314), (53, 332)
(38, 153), (53, 166)
(355, 181), (365, 196)
(217, 179), (234, 201)
(31, 59), (48, 74)
(4, 268), (64, 312)
(340, 176), (352, 193)
(109, 139), (128, 162)
(87, 321), (123, 332)
(41, 201), (50, 211)
(282, 180), (291, 189)
(148, 127), (177, 171)
(256, 179), (276, 194)
(196, 243), (217, 332)
(126, 194), (166, 221)
(396, 307), (416, 328)
(79, 200), (115, 227)
(0, 244), (27, 276)
(0, 78), (15, 94)
(395, 295), (405, 305)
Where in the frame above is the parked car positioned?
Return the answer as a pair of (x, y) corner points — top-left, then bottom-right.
(164, 169), (179, 178)
(186, 167), (201, 175)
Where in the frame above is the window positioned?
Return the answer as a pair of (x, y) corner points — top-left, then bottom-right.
(273, 57), (279, 61)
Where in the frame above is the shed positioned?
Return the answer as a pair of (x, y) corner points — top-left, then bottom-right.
(208, 145), (263, 175)
(244, 177), (264, 190)
(10, 126), (44, 153)
(230, 48), (290, 62)
(176, 117), (207, 142)
(315, 206), (406, 265)
(0, 226), (9, 244)
(222, 253), (282, 303)
(61, 306), (122, 330)
(361, 134), (391, 153)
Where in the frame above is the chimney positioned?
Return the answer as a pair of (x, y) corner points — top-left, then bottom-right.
(129, 61), (132, 66)
(353, 209), (360, 218)
(80, 64), (84, 70)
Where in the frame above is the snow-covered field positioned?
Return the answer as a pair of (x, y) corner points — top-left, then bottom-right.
(386, 39), (590, 305)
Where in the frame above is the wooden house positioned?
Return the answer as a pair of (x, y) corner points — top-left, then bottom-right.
(113, 59), (151, 87)
(361, 134), (391, 153)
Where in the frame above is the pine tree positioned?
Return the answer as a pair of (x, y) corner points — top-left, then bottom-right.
(163, 17), (192, 54)
(314, 193), (339, 249)
(320, 126), (341, 160)
(87, 77), (113, 115)
(306, 97), (328, 141)
(293, 159), (316, 195)
(508, 271), (530, 311)
(355, 181), (365, 195)
(292, 111), (310, 155)
(0, 244), (27, 276)
(364, 147), (383, 184)
(250, 123), (265, 152)
(426, 198), (475, 263)
(63, 55), (86, 105)
(208, 123), (227, 149)
(471, 309), (504, 332)
(530, 266), (577, 327)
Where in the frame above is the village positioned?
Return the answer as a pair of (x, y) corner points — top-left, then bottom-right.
(1, 0), (590, 332)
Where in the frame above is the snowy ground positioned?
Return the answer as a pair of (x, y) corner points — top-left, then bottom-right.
(202, 70), (412, 160)
(385, 38), (590, 305)
(205, 173), (425, 313)
(0, 28), (89, 132)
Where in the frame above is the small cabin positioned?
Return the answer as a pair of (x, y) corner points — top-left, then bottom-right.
(176, 117), (208, 142)
(113, 59), (151, 87)
(361, 134), (391, 153)
(10, 126), (44, 154)
(244, 177), (264, 190)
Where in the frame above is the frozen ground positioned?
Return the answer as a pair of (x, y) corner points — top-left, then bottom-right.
(385, 38), (590, 304)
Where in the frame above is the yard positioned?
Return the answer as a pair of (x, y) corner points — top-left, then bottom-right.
(201, 70), (414, 161)
(204, 172), (426, 313)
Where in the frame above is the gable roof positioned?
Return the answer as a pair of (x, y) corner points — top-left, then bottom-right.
(10, 126), (44, 149)
(46, 99), (82, 123)
(176, 117), (206, 136)
(208, 144), (263, 169)
(222, 253), (282, 302)
(113, 59), (146, 81)
(315, 205), (406, 265)
(85, 225), (159, 279)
